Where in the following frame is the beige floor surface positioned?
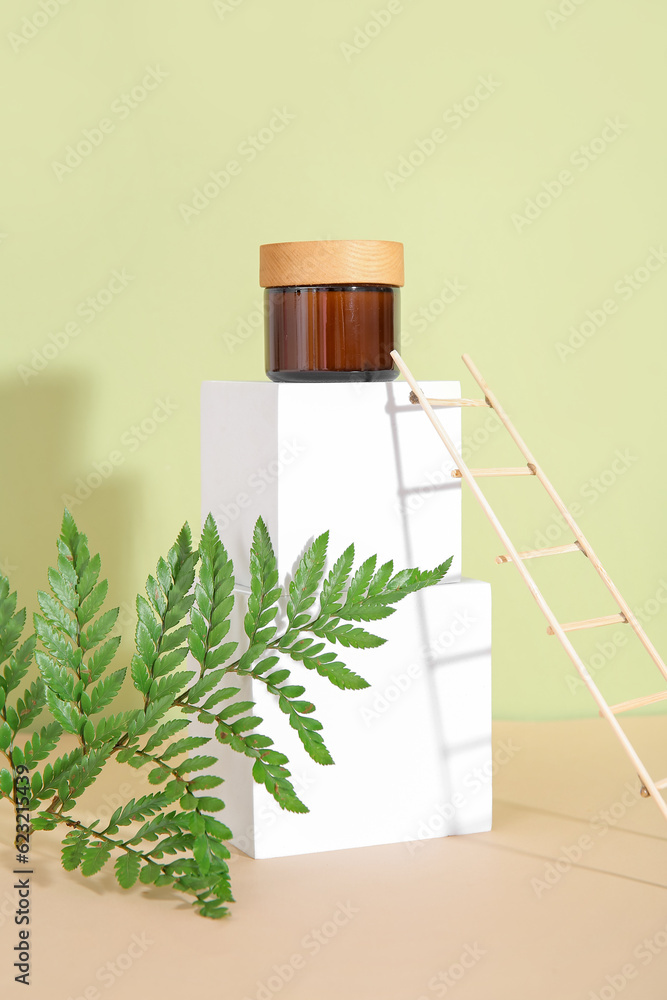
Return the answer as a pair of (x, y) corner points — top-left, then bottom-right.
(2, 718), (667, 1000)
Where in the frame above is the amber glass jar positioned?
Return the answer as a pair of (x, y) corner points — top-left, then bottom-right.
(260, 240), (403, 382)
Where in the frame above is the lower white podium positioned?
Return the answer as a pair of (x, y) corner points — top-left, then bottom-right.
(199, 380), (492, 858)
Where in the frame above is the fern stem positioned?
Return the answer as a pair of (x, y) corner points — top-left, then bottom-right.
(50, 811), (167, 864)
(67, 559), (88, 753)
(0, 692), (21, 841)
(4, 745), (21, 847)
(49, 811), (223, 911)
(147, 617), (168, 711)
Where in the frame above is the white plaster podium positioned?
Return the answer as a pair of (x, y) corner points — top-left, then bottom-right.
(199, 381), (492, 859)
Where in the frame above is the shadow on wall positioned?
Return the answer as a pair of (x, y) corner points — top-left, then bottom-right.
(385, 383), (457, 807)
(0, 372), (139, 639)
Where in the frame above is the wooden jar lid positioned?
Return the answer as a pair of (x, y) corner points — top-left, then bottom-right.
(259, 240), (404, 287)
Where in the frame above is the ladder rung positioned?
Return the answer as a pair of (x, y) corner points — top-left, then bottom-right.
(409, 392), (489, 407)
(452, 466), (536, 478)
(547, 613), (627, 635)
(654, 778), (667, 791)
(605, 690), (667, 715)
(497, 542), (582, 564)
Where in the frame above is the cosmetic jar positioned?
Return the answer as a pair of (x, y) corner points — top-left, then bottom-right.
(260, 240), (403, 382)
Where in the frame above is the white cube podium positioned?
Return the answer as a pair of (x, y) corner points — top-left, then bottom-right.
(201, 381), (463, 583)
(199, 380), (492, 858)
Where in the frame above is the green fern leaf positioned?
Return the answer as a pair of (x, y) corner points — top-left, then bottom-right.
(114, 853), (141, 888)
(33, 615), (73, 664)
(61, 830), (90, 871)
(36, 651), (78, 702)
(142, 718), (190, 753)
(86, 637), (121, 683)
(193, 833), (213, 875)
(80, 608), (118, 651)
(37, 591), (77, 639)
(76, 554), (101, 603)
(0, 578), (17, 629)
(344, 555), (377, 606)
(175, 755), (218, 776)
(303, 653), (369, 690)
(319, 544), (355, 614)
(367, 559), (394, 597)
(59, 509), (80, 554)
(47, 567), (78, 612)
(45, 688), (81, 735)
(337, 600), (395, 622)
(13, 678), (46, 731)
(287, 531), (329, 625)
(152, 647), (189, 678)
(22, 721), (62, 767)
(148, 670), (194, 703)
(1, 635), (36, 696)
(159, 736), (211, 760)
(217, 700), (255, 721)
(0, 769), (13, 796)
(312, 621), (386, 648)
(89, 668), (126, 714)
(81, 842), (112, 877)
(77, 580), (108, 626)
(0, 723), (11, 750)
(0, 603), (26, 664)
(244, 517), (280, 642)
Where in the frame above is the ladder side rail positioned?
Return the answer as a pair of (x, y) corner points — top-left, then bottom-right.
(461, 353), (667, 685)
(391, 350), (667, 819)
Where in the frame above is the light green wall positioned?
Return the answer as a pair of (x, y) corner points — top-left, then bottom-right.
(1, 0), (665, 719)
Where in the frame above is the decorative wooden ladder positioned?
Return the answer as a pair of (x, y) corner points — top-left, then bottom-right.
(391, 349), (667, 824)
